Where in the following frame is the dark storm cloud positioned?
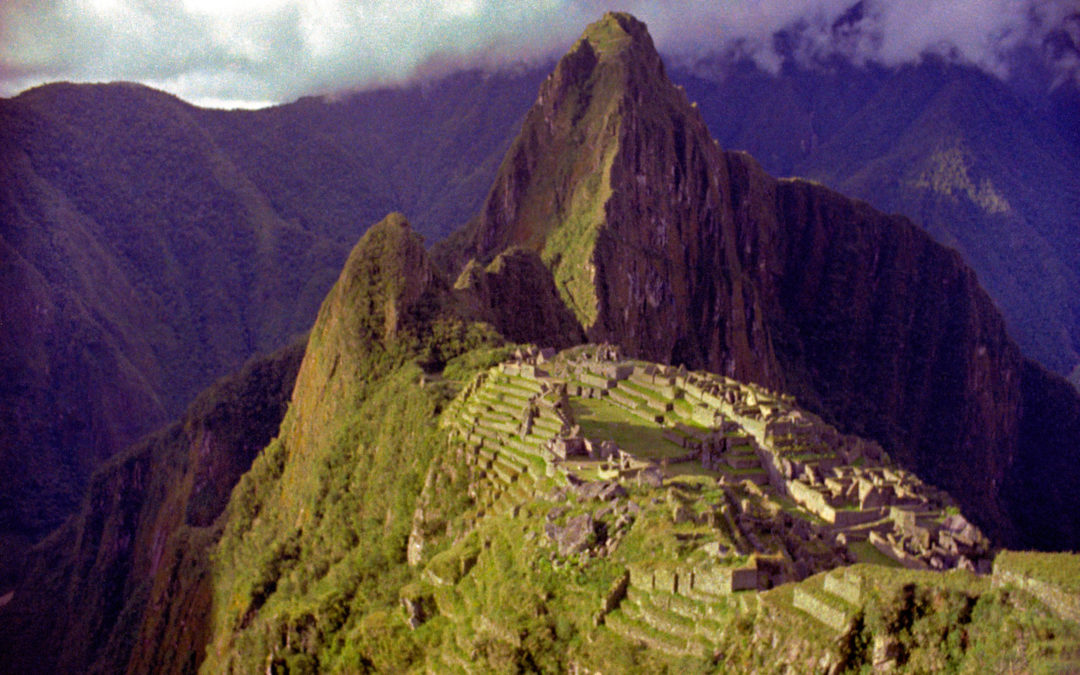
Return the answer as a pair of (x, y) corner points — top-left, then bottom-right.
(1, 0), (1075, 108)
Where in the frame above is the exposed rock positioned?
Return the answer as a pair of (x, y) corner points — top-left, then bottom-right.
(638, 466), (664, 488)
(546, 506), (568, 522)
(672, 505), (696, 525)
(451, 9), (1075, 547)
(453, 248), (584, 349)
(872, 635), (901, 669)
(401, 596), (432, 630)
(554, 514), (598, 556)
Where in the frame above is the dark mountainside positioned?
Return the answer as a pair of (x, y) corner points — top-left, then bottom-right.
(194, 67), (548, 244)
(0, 13), (1078, 675)
(677, 56), (1080, 384)
(4, 19), (1077, 564)
(0, 69), (544, 554)
(0, 83), (323, 556)
(0, 341), (303, 674)
(451, 247), (586, 349)
(456, 12), (1078, 549)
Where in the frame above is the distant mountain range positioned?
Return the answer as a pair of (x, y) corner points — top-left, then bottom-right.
(1, 12), (1079, 674)
(0, 70), (543, 548)
(679, 56), (1080, 382)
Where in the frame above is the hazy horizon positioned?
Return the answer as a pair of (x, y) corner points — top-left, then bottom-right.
(2, 0), (1077, 109)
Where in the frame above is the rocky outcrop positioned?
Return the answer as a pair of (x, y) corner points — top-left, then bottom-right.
(453, 247), (584, 349)
(453, 12), (1074, 547)
(464, 12), (781, 387)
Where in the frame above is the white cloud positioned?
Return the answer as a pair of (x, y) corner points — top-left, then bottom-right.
(1, 0), (1075, 108)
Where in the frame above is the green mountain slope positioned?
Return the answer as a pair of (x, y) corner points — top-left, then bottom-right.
(2, 11), (1079, 674)
(452, 12), (1080, 549)
(0, 83), (333, 547)
(198, 210), (1078, 672)
(202, 213), (506, 671)
(194, 14), (1080, 673)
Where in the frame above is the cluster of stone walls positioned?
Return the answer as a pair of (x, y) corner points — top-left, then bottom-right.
(629, 561), (759, 597)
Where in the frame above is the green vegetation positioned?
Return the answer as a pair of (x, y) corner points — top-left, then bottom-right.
(8, 11), (1080, 675)
(994, 551), (1080, 594)
(834, 566), (1080, 673)
(0, 61), (546, 554)
(849, 541), (903, 568)
(572, 397), (686, 460)
(0, 341), (305, 674)
(541, 141), (616, 328)
(207, 355), (491, 672)
(196, 213), (506, 672)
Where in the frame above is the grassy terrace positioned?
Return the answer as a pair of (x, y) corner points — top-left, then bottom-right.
(850, 541), (902, 568)
(619, 379), (673, 404)
(571, 396), (687, 460)
(665, 461), (720, 479)
(995, 551), (1080, 593)
(668, 398), (703, 422)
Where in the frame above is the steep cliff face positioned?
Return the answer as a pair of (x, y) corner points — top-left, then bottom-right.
(452, 247), (584, 349)
(677, 56), (1080, 384)
(455, 12), (1068, 546)
(466, 12), (780, 386)
(766, 177), (1023, 539)
(0, 343), (303, 675)
(1008, 362), (1080, 548)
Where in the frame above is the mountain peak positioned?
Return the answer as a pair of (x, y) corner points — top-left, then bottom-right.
(552, 12), (666, 99)
(462, 12), (777, 382)
(451, 12), (1043, 550)
(578, 12), (654, 58)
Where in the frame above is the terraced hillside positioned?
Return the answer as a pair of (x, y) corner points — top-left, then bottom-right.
(189, 213), (1077, 673)
(425, 344), (991, 578)
(397, 345), (1079, 673)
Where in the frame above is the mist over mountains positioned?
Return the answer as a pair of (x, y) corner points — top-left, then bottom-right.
(3, 12), (1079, 557)
(2, 11), (1080, 673)
(2, 0), (1077, 107)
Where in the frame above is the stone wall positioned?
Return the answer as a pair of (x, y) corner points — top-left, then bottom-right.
(629, 562), (759, 596)
(793, 589), (849, 631)
(823, 572), (861, 605)
(993, 567), (1080, 625)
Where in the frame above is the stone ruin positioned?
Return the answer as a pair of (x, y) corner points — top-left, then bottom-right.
(439, 345), (994, 598)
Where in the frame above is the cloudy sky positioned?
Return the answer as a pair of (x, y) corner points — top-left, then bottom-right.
(1, 0), (1076, 109)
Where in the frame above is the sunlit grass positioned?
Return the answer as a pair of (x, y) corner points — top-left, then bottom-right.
(571, 397), (686, 460)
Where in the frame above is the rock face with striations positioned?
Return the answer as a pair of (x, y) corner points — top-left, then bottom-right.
(457, 12), (1077, 547)
(464, 13), (780, 386)
(452, 247), (585, 350)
